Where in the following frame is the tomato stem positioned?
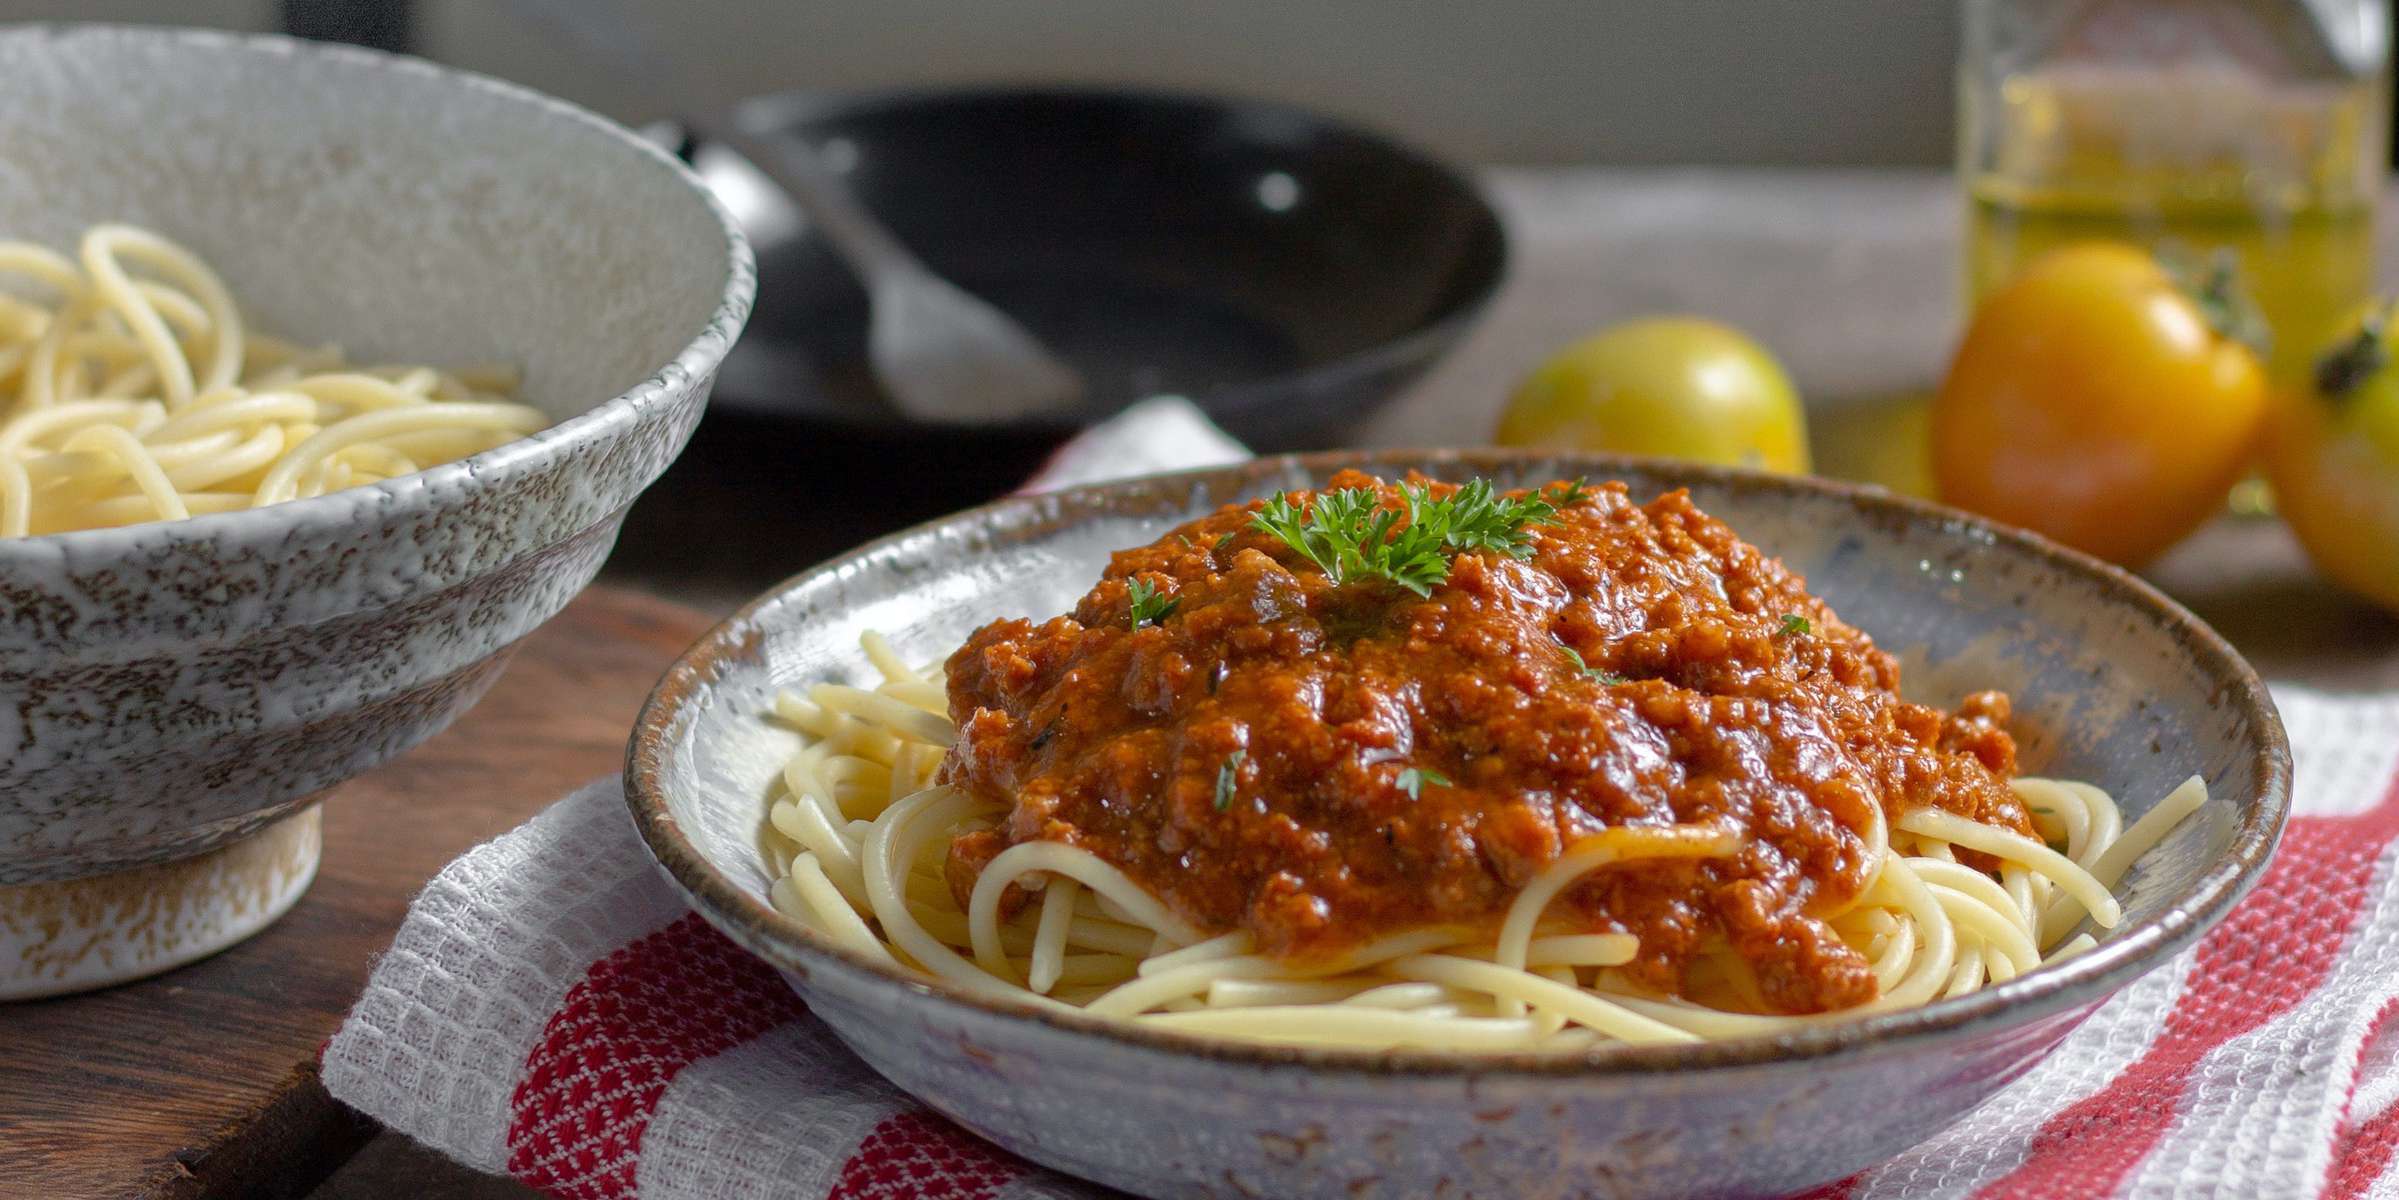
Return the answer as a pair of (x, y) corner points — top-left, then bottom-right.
(2158, 242), (2271, 357)
(2314, 298), (2395, 406)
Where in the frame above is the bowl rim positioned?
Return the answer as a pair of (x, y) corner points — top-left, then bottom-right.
(0, 22), (757, 562)
(625, 447), (2292, 1078)
(714, 82), (1509, 435)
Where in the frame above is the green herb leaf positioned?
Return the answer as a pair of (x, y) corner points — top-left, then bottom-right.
(1214, 750), (1247, 811)
(1544, 477), (1592, 508)
(1556, 640), (1627, 685)
(1212, 530), (1238, 554)
(1395, 765), (1451, 800)
(1777, 613), (1811, 638)
(1127, 578), (1180, 629)
(1249, 478), (1569, 598)
(1406, 478), (1561, 560)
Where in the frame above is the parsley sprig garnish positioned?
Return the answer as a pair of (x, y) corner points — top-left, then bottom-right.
(1249, 479), (1570, 597)
(1127, 578), (1179, 629)
(1395, 765), (1451, 800)
(1777, 613), (1811, 638)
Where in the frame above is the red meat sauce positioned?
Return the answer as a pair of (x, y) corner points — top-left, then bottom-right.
(938, 472), (2025, 1014)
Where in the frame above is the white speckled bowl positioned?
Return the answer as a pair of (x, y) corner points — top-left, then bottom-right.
(0, 25), (753, 995)
(630, 451), (2288, 1200)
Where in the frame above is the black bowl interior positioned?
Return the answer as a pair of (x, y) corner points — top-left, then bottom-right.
(707, 87), (1507, 449)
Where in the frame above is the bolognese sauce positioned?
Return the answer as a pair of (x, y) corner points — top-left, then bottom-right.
(940, 472), (2028, 1015)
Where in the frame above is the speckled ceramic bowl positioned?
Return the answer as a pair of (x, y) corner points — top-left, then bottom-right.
(628, 451), (2288, 1200)
(0, 26), (753, 992)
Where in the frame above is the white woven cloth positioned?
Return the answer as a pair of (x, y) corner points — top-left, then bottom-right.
(326, 399), (2399, 1199)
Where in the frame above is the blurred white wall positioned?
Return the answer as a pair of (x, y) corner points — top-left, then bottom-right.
(4, 0), (262, 30)
(0, 0), (1958, 165)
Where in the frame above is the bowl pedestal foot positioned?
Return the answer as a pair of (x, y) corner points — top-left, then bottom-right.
(0, 807), (323, 1001)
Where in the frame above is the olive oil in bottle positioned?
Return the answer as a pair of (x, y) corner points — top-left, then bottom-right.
(1964, 62), (2384, 384)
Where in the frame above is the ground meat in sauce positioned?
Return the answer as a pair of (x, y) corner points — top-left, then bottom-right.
(938, 472), (2030, 1015)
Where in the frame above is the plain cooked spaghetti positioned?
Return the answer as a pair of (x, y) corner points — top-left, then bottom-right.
(0, 224), (548, 537)
(758, 475), (2212, 1051)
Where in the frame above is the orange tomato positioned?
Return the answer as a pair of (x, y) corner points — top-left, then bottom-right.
(1931, 242), (2268, 566)
(2266, 302), (2399, 613)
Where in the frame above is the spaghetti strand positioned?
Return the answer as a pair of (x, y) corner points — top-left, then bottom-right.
(0, 225), (546, 536)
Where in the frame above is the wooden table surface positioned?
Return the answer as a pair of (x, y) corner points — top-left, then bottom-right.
(0, 587), (716, 1200)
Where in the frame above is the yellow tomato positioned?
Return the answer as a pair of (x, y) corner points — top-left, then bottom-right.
(1932, 242), (2268, 566)
(1496, 318), (1810, 473)
(2266, 302), (2399, 613)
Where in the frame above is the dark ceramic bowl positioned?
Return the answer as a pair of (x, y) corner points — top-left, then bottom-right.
(695, 87), (1504, 458)
(627, 451), (2288, 1200)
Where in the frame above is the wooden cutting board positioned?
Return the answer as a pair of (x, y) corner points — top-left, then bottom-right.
(0, 586), (716, 1200)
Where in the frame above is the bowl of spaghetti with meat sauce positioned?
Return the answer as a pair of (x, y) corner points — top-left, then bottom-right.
(629, 450), (2287, 1200)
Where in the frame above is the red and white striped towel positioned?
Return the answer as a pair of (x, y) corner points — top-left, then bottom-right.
(326, 400), (2399, 1198)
